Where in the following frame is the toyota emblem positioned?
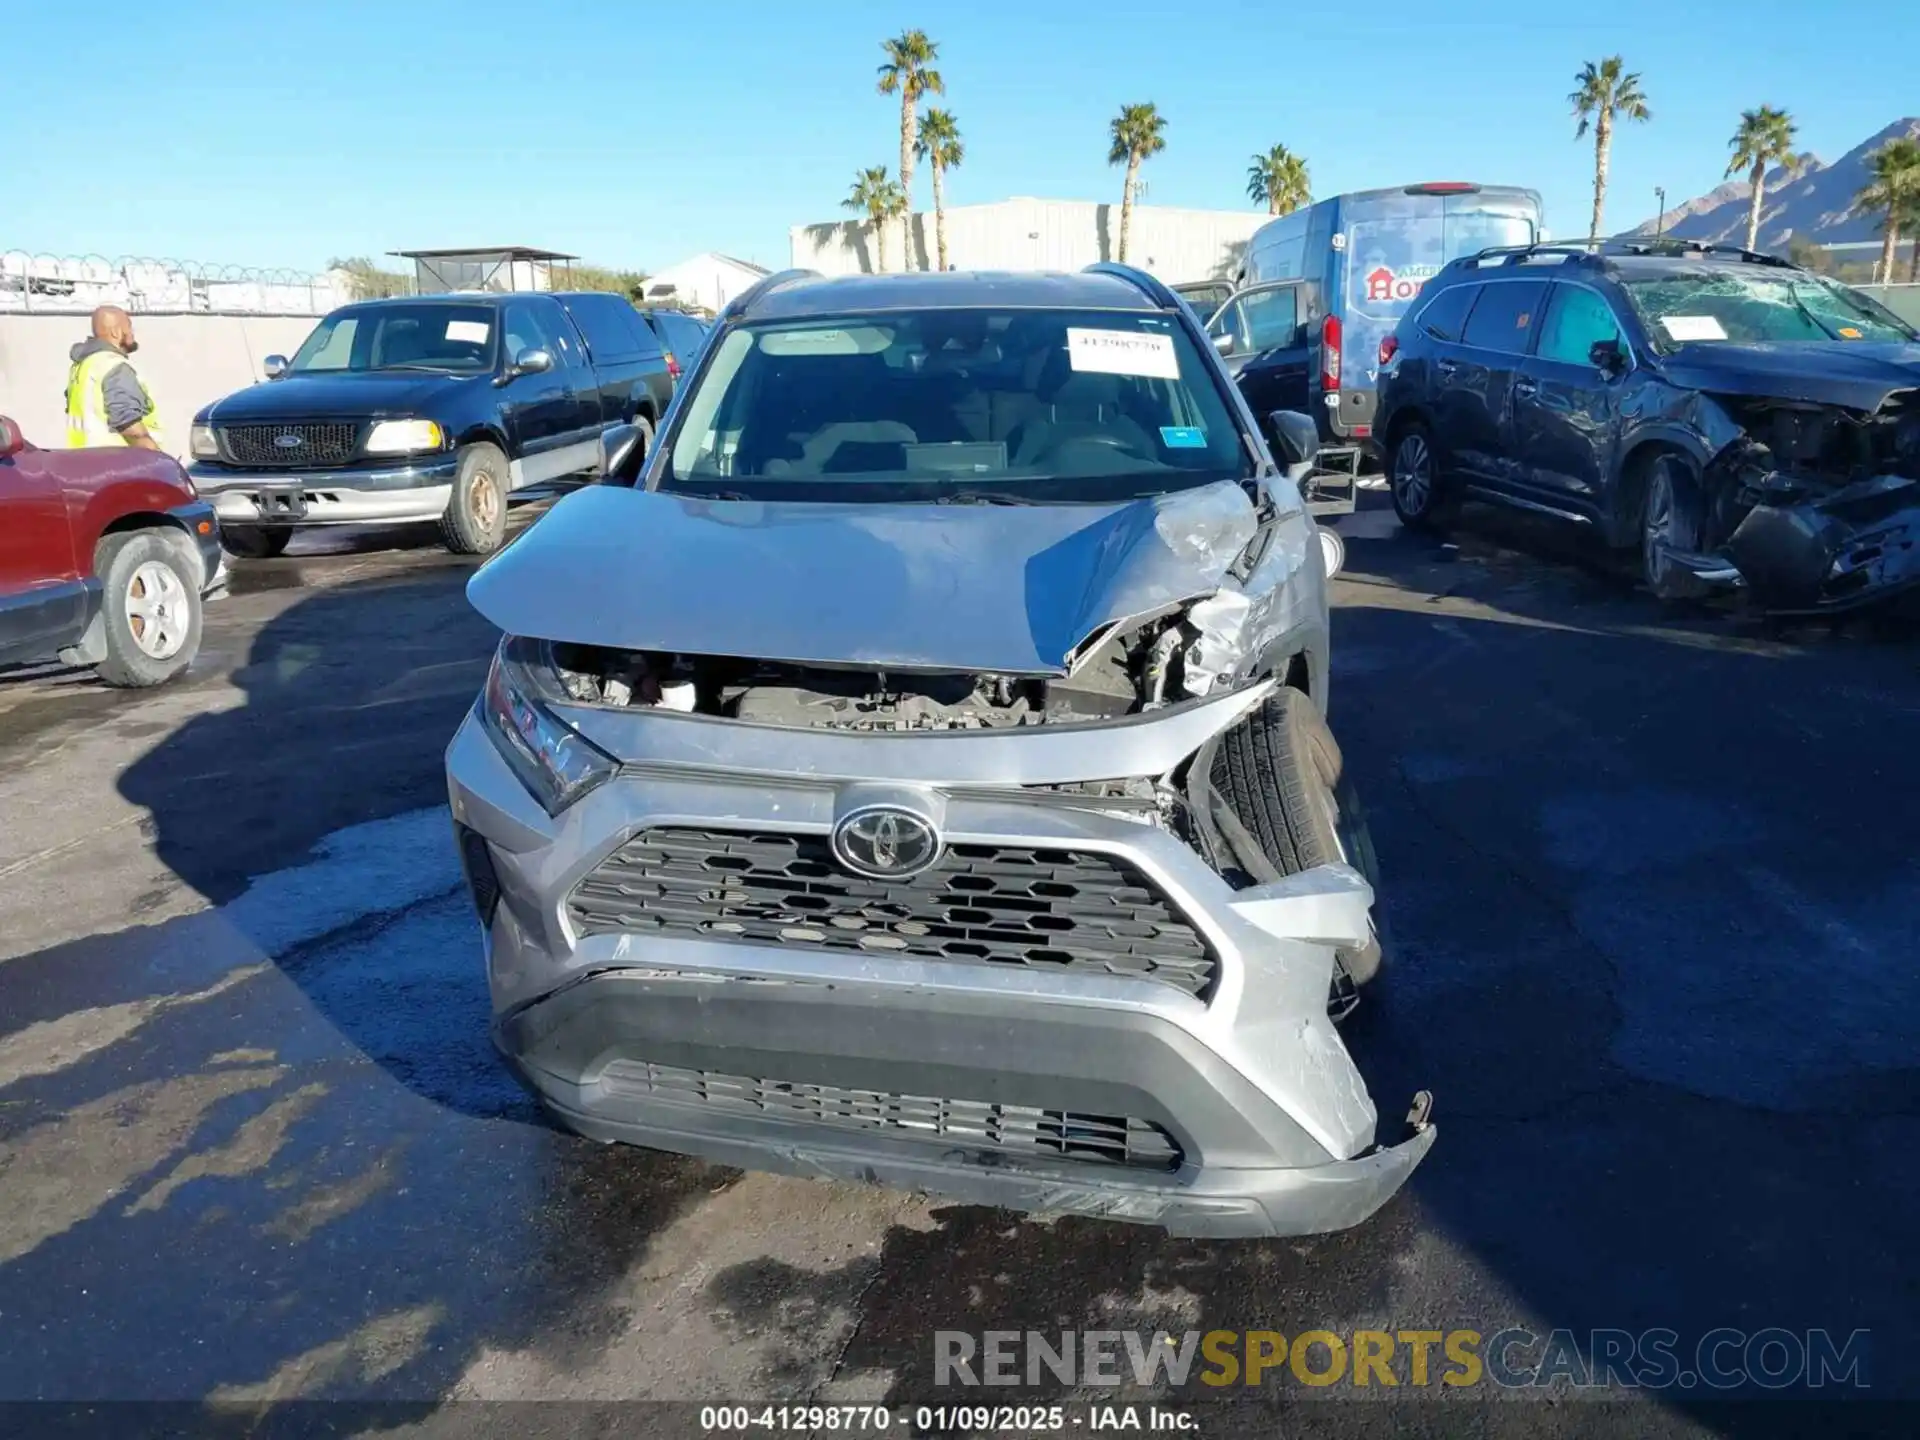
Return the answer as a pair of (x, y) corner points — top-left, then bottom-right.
(273, 432), (305, 449)
(831, 806), (941, 879)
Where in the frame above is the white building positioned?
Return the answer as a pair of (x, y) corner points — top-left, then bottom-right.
(641, 253), (771, 315)
(789, 197), (1266, 286)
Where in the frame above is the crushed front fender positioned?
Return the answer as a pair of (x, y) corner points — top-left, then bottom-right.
(1725, 472), (1920, 611)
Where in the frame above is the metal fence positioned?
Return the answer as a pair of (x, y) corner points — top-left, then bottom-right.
(0, 250), (356, 317)
(1858, 283), (1920, 327)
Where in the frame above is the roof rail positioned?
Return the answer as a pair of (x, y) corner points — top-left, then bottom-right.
(1083, 261), (1182, 310)
(720, 267), (821, 323)
(1601, 238), (1795, 268)
(1462, 243), (1595, 269)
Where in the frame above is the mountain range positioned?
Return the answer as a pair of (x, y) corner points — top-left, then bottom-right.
(1625, 117), (1919, 249)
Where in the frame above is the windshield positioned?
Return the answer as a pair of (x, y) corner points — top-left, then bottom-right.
(1622, 270), (1919, 348)
(662, 308), (1249, 503)
(286, 303), (498, 374)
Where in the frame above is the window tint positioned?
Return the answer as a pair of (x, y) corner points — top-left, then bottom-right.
(654, 311), (707, 359)
(1241, 286), (1299, 351)
(503, 300), (570, 365)
(1459, 280), (1546, 354)
(1413, 283), (1476, 342)
(1536, 285), (1623, 365)
(561, 295), (662, 364)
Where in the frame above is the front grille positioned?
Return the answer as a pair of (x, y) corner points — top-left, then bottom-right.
(599, 1060), (1183, 1171)
(218, 422), (359, 467)
(567, 827), (1219, 997)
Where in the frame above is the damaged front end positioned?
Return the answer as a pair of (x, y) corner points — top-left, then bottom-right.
(1679, 388), (1920, 610)
(447, 475), (1432, 1238)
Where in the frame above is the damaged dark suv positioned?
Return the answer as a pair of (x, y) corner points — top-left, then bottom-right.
(1376, 241), (1920, 609)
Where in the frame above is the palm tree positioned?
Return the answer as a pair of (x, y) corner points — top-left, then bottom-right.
(915, 108), (965, 271)
(1859, 137), (1920, 283)
(1246, 143), (1311, 216)
(1570, 57), (1651, 247)
(1726, 106), (1800, 252)
(1108, 103), (1167, 264)
(877, 30), (943, 271)
(844, 166), (907, 273)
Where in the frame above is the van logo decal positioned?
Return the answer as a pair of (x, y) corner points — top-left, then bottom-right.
(1364, 265), (1439, 304)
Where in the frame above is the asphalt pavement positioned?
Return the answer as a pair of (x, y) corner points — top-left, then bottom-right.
(0, 498), (1916, 1438)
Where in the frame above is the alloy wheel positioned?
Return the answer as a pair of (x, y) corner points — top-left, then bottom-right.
(126, 561), (189, 660)
(1393, 434), (1432, 514)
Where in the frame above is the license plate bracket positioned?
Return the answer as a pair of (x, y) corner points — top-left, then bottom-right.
(257, 489), (309, 521)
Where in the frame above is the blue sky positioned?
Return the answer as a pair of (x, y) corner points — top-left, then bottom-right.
(6, 0), (1916, 276)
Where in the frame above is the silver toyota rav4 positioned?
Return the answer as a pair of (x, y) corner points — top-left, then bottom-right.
(444, 265), (1434, 1238)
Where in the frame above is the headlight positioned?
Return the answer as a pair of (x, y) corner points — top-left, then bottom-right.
(478, 641), (615, 814)
(364, 419), (445, 455)
(190, 424), (219, 459)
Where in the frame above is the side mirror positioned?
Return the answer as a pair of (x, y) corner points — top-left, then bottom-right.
(598, 422), (643, 484)
(262, 355), (288, 379)
(0, 415), (22, 458)
(1266, 410), (1321, 469)
(1211, 331), (1235, 357)
(1589, 338), (1627, 375)
(497, 347), (554, 386)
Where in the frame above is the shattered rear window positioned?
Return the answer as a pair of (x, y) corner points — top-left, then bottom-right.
(1621, 270), (1918, 349)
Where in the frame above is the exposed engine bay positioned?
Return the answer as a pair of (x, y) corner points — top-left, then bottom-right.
(1691, 388), (1920, 609)
(548, 611), (1210, 731)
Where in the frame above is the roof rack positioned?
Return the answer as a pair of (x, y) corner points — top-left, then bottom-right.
(1601, 238), (1795, 267)
(721, 267), (821, 322)
(1462, 243), (1596, 269)
(1083, 261), (1182, 310)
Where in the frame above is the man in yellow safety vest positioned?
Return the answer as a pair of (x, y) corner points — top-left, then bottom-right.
(65, 306), (164, 450)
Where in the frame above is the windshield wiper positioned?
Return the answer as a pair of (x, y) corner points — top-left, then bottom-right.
(1784, 284), (1841, 341)
(932, 490), (1042, 505)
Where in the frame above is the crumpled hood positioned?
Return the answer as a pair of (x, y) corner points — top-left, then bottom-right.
(1662, 341), (1920, 412)
(466, 480), (1260, 675)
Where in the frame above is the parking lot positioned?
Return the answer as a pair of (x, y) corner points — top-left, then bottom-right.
(1, 496), (1916, 1435)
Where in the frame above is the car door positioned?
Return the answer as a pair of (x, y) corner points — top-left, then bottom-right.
(0, 424), (85, 661)
(499, 298), (591, 487)
(1207, 282), (1309, 426)
(1447, 277), (1546, 488)
(1509, 281), (1629, 511)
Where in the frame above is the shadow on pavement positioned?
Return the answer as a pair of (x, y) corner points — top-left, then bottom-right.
(0, 557), (735, 1410)
(0, 488), (1914, 1429)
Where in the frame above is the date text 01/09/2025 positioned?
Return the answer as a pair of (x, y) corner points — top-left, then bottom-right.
(698, 1404), (1198, 1431)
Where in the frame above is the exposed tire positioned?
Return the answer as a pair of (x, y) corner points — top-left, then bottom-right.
(1211, 688), (1385, 989)
(219, 524), (292, 560)
(1639, 453), (1708, 604)
(1387, 421), (1458, 533)
(441, 442), (510, 555)
(94, 530), (203, 688)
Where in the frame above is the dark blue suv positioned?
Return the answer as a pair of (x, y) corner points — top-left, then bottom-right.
(1374, 241), (1920, 611)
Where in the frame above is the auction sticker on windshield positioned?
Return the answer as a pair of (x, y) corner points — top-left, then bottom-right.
(446, 320), (491, 344)
(1068, 327), (1180, 379)
(1659, 315), (1728, 342)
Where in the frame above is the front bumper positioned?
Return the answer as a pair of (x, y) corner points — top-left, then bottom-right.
(188, 455), (460, 526)
(1685, 473), (1920, 612)
(166, 499), (226, 596)
(444, 687), (1434, 1239)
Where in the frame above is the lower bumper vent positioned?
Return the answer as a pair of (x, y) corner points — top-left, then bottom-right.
(598, 1060), (1183, 1172)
